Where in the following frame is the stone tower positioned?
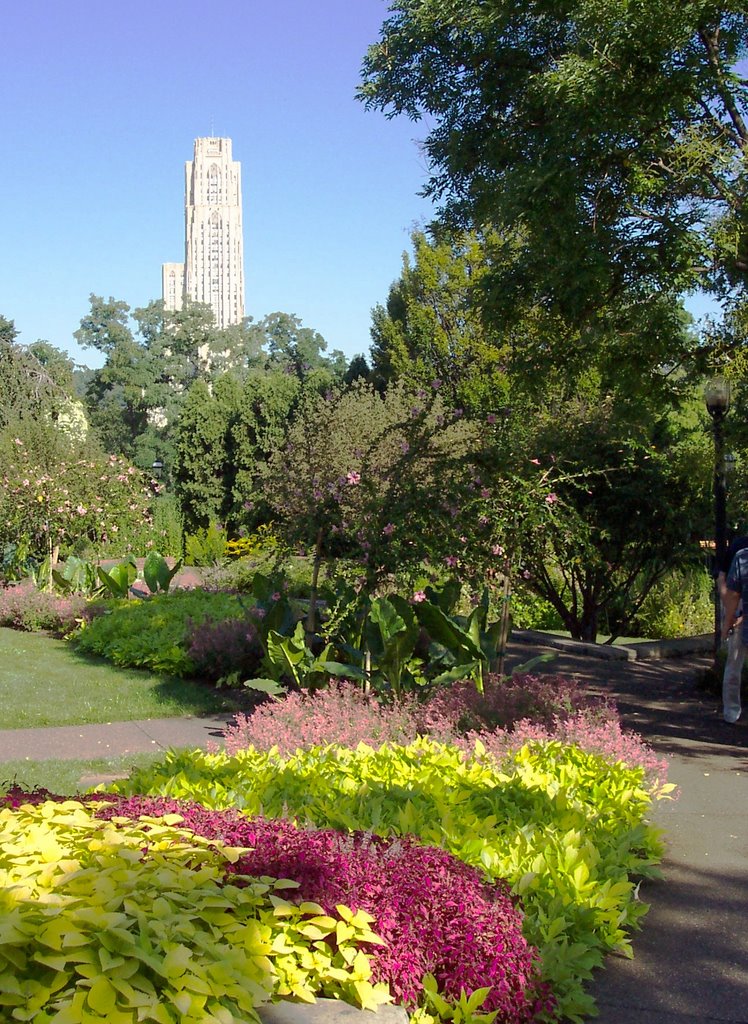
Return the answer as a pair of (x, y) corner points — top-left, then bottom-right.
(162, 137), (245, 329)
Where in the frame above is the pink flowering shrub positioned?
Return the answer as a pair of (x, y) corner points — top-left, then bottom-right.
(0, 453), (155, 572)
(221, 683), (422, 755)
(417, 675), (595, 736)
(90, 796), (553, 1021)
(0, 582), (87, 635)
(221, 676), (668, 790)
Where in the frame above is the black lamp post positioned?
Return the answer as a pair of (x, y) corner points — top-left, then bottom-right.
(152, 460), (164, 479)
(705, 378), (731, 654)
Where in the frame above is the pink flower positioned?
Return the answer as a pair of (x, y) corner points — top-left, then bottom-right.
(486, 413), (497, 425)
(445, 555), (459, 567)
(530, 458), (541, 465)
(492, 544), (504, 556)
(411, 590), (427, 603)
(13, 438), (23, 445)
(382, 523), (395, 536)
(76, 505), (87, 515)
(431, 378), (442, 389)
(545, 492), (558, 504)
(480, 488), (490, 498)
(346, 471), (361, 486)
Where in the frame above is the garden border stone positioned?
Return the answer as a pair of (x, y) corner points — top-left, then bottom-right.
(259, 1000), (408, 1024)
(512, 629), (713, 661)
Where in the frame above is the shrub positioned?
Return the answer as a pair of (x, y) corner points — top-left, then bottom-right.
(632, 567), (713, 639)
(418, 675), (595, 735)
(0, 453), (155, 574)
(510, 585), (565, 631)
(187, 614), (264, 685)
(222, 683), (422, 756)
(71, 590), (257, 677)
(185, 522), (228, 566)
(0, 581), (87, 635)
(220, 676), (666, 791)
(151, 492), (184, 558)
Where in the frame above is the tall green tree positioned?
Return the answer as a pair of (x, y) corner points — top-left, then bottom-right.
(172, 378), (240, 532)
(74, 295), (151, 455)
(361, 1), (748, 361)
(370, 229), (510, 411)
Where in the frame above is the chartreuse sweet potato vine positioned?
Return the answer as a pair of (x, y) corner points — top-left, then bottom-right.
(0, 800), (390, 1024)
(107, 738), (671, 1022)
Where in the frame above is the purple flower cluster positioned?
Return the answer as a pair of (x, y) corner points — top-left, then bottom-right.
(186, 614), (263, 684)
(0, 582), (87, 635)
(91, 797), (553, 1021)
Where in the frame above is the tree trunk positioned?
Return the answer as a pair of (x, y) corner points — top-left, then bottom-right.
(306, 527), (324, 640)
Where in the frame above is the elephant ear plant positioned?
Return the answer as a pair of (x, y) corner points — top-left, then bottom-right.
(97, 555), (138, 599)
(143, 551), (183, 594)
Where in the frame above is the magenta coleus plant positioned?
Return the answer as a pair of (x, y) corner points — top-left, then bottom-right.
(87, 796), (553, 1021)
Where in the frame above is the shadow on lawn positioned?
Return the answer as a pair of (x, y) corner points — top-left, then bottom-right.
(62, 644), (258, 718)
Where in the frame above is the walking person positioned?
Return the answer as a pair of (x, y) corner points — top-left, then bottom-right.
(719, 535), (748, 723)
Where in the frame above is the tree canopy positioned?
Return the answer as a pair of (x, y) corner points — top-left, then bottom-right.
(361, 1), (748, 357)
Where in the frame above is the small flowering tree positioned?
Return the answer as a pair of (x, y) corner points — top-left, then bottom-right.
(0, 449), (156, 579)
(261, 381), (483, 597)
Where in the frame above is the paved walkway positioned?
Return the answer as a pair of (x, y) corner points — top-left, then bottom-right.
(1, 639), (746, 1022)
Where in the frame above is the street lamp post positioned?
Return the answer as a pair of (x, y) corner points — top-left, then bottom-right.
(705, 378), (731, 655)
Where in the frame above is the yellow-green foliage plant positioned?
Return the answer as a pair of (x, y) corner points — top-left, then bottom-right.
(0, 800), (390, 1023)
(108, 738), (673, 1022)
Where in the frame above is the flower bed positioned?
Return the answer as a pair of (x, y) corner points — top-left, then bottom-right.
(0, 678), (672, 1021)
(99, 734), (669, 1020)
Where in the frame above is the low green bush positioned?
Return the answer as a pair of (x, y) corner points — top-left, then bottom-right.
(71, 590), (257, 677)
(108, 738), (670, 1021)
(509, 585), (565, 631)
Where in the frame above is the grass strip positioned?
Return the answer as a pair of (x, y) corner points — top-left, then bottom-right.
(0, 626), (246, 729)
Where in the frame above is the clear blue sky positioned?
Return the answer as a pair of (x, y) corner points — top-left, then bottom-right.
(0, 0), (434, 367)
(1, 2), (732, 370)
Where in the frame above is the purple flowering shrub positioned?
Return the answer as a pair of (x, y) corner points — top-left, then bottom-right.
(91, 796), (553, 1021)
(187, 614), (264, 684)
(418, 676), (594, 736)
(220, 676), (668, 790)
(0, 582), (87, 635)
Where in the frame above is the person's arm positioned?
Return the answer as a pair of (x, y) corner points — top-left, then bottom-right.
(722, 586), (741, 640)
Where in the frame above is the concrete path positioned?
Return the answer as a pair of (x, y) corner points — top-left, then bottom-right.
(506, 643), (748, 1023)
(1, 637), (746, 1021)
(0, 714), (231, 763)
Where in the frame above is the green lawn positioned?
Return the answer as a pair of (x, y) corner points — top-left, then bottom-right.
(0, 627), (246, 729)
(0, 752), (172, 795)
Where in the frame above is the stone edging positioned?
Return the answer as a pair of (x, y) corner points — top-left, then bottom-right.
(511, 629), (714, 662)
(259, 1000), (408, 1024)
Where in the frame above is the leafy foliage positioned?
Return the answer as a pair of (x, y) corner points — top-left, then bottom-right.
(90, 800), (550, 1020)
(105, 737), (670, 1021)
(70, 590), (260, 678)
(361, 2), (748, 360)
(0, 451), (156, 577)
(0, 799), (392, 1021)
